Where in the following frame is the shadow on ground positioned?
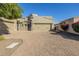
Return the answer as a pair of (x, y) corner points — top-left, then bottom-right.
(0, 19), (9, 35)
(50, 31), (79, 41)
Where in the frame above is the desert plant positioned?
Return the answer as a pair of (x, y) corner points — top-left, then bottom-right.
(0, 3), (23, 19)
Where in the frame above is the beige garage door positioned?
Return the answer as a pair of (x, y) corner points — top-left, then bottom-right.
(32, 23), (51, 31)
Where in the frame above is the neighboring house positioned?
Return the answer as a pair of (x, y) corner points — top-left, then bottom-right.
(57, 16), (79, 34)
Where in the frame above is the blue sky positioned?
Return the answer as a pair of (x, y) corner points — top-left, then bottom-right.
(19, 3), (79, 24)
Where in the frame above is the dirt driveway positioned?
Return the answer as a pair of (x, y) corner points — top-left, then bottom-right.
(3, 31), (79, 56)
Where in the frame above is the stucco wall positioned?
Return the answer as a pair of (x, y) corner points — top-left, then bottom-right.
(74, 17), (79, 23)
(0, 17), (17, 34)
(3, 20), (17, 33)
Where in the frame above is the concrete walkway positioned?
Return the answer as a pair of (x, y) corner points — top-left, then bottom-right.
(3, 31), (79, 56)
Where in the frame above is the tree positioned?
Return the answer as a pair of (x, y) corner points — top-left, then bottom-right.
(0, 3), (23, 19)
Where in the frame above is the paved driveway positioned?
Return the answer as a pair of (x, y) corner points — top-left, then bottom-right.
(3, 31), (79, 56)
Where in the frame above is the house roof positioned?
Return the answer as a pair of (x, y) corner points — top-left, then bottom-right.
(18, 14), (53, 24)
(30, 15), (53, 24)
(59, 16), (79, 24)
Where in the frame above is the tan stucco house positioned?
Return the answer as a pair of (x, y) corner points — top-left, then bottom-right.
(27, 14), (53, 31)
(20, 14), (53, 31)
(57, 16), (79, 35)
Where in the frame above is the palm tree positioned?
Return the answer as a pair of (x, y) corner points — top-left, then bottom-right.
(0, 3), (23, 19)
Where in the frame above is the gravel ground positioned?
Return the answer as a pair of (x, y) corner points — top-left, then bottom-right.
(0, 39), (23, 56)
(3, 31), (79, 56)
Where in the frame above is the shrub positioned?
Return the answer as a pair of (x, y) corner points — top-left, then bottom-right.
(72, 22), (79, 33)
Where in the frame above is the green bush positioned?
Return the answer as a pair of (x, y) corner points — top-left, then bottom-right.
(72, 23), (79, 33)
